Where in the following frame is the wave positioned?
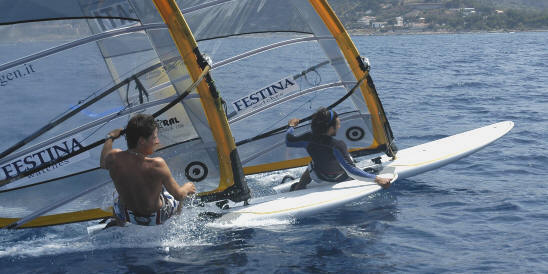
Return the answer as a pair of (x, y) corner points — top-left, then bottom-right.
(464, 202), (520, 213)
(440, 81), (494, 90)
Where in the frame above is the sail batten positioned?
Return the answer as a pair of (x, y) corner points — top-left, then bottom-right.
(211, 36), (332, 69)
(181, 0), (236, 14)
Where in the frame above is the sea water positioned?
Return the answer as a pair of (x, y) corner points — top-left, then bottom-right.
(1, 32), (547, 273)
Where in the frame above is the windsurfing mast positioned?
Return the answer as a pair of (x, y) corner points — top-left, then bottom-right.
(152, 0), (250, 203)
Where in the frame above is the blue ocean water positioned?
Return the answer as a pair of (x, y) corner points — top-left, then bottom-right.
(1, 31), (548, 273)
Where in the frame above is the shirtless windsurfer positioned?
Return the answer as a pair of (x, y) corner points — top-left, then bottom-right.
(100, 114), (196, 226)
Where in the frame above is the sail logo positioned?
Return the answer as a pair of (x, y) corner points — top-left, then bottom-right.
(231, 77), (299, 119)
(0, 64), (36, 88)
(88, 0), (139, 32)
(0, 136), (90, 182)
(156, 113), (197, 147)
(156, 117), (182, 129)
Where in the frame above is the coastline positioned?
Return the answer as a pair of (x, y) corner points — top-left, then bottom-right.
(348, 28), (548, 36)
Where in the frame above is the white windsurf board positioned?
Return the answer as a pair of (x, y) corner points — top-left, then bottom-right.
(215, 121), (513, 224)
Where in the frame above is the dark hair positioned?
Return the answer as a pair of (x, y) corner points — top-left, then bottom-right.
(311, 107), (338, 135)
(125, 114), (157, 149)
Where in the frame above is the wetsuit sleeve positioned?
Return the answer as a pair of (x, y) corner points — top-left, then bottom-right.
(332, 142), (376, 180)
(285, 126), (309, 148)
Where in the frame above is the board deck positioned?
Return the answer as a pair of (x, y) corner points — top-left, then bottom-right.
(383, 120), (514, 179)
(215, 168), (396, 223)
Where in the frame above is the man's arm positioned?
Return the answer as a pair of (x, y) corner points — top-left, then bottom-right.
(286, 118), (309, 148)
(332, 143), (391, 188)
(157, 158), (196, 201)
(100, 129), (122, 169)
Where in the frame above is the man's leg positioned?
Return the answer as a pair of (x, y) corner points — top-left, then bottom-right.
(105, 205), (126, 228)
(175, 200), (182, 215)
(105, 217), (126, 228)
(161, 189), (182, 216)
(290, 168), (312, 191)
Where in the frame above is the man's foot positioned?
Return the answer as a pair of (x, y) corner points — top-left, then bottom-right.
(290, 182), (306, 191)
(104, 218), (125, 229)
(375, 177), (392, 189)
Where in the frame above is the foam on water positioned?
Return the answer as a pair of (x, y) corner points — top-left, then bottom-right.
(208, 216), (295, 229)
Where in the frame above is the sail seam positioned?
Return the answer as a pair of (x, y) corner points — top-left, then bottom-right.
(181, 0), (237, 14)
(0, 16), (139, 27)
(212, 36), (332, 69)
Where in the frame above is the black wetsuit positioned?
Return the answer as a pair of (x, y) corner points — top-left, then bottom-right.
(285, 127), (376, 182)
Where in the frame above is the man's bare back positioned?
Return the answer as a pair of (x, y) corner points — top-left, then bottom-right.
(106, 150), (168, 216)
(100, 115), (195, 225)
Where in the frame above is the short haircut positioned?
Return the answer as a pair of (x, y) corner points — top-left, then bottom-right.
(125, 114), (157, 149)
(311, 107), (338, 135)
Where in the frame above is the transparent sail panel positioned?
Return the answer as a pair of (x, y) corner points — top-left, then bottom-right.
(179, 0), (313, 40)
(197, 35), (378, 173)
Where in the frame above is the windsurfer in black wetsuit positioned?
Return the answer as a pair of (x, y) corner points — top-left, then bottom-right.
(286, 108), (391, 191)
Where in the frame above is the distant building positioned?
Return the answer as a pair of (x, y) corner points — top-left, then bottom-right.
(395, 16), (404, 27)
(460, 8), (476, 16)
(372, 21), (387, 29)
(358, 16), (376, 27)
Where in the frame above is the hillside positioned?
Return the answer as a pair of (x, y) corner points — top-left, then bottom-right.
(329, 0), (548, 32)
(477, 0), (548, 10)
